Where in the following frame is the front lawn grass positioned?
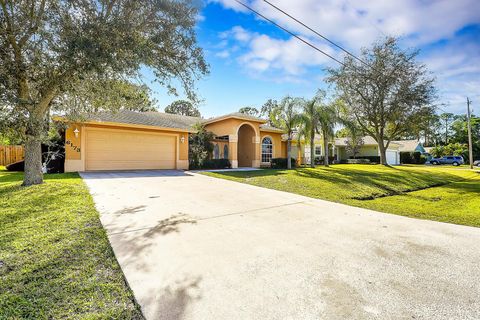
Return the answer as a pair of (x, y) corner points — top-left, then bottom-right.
(0, 168), (144, 319)
(203, 165), (480, 227)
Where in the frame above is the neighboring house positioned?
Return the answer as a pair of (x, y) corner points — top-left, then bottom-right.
(392, 139), (426, 153)
(289, 133), (332, 165)
(61, 111), (287, 172)
(334, 136), (401, 165)
(423, 146), (433, 154)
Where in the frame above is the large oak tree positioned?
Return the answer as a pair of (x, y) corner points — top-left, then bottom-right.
(1, 0), (208, 185)
(328, 37), (435, 165)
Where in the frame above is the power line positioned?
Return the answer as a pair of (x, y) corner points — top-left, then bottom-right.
(233, 0), (346, 67)
(262, 0), (369, 67)
(236, 0), (453, 115)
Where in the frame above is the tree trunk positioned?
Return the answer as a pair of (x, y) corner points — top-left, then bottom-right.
(23, 119), (44, 186)
(323, 133), (329, 167)
(310, 129), (315, 168)
(287, 138), (292, 169)
(378, 141), (387, 166)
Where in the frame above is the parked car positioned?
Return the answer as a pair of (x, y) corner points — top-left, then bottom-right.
(474, 160), (480, 167)
(430, 156), (464, 166)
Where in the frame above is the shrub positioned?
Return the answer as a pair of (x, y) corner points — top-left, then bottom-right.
(189, 124), (214, 168)
(271, 157), (297, 169)
(189, 158), (231, 170)
(353, 156), (380, 163)
(400, 151), (426, 164)
(419, 154), (427, 164)
(345, 158), (371, 164)
(6, 143), (64, 173)
(6, 160), (24, 171)
(315, 156), (336, 165)
(400, 152), (413, 164)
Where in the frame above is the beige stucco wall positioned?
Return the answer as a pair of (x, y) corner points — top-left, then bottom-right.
(205, 119), (266, 168)
(337, 144), (380, 160)
(357, 145), (378, 157)
(260, 132), (284, 159)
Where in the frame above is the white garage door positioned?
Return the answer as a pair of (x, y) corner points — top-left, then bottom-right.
(386, 150), (398, 165)
(86, 127), (176, 171)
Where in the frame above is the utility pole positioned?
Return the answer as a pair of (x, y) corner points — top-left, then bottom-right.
(467, 97), (473, 169)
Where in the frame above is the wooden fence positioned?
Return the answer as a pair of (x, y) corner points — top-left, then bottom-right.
(0, 145), (24, 166)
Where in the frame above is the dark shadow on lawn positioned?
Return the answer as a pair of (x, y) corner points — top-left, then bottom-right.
(208, 166), (464, 200)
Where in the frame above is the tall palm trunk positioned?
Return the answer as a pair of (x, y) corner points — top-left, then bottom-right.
(323, 131), (329, 167)
(310, 128), (315, 168)
(287, 138), (292, 169)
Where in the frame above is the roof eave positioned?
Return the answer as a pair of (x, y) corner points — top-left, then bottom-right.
(203, 115), (267, 125)
(54, 117), (196, 133)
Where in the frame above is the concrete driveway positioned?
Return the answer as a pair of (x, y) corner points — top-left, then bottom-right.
(81, 170), (480, 320)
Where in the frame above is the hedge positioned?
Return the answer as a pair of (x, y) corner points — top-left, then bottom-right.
(351, 156), (380, 163)
(344, 158), (371, 164)
(189, 158), (231, 170)
(400, 151), (426, 164)
(314, 156), (336, 164)
(271, 158), (297, 169)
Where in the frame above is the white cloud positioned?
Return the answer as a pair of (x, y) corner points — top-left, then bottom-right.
(215, 50), (230, 58)
(239, 32), (335, 75)
(420, 37), (480, 113)
(213, 0), (480, 48)
(211, 0), (480, 112)
(220, 26), (252, 42)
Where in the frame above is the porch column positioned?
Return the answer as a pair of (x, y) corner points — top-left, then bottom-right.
(252, 135), (260, 168)
(229, 134), (238, 168)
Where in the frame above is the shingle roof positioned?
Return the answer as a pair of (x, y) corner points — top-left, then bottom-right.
(86, 110), (201, 131)
(392, 139), (421, 152)
(334, 136), (378, 146)
(83, 110), (283, 133)
(334, 136), (402, 147)
(202, 112), (267, 124)
(259, 124), (284, 132)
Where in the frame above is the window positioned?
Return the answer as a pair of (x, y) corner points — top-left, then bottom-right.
(262, 137), (273, 163)
(213, 144), (219, 159)
(315, 146), (322, 155)
(223, 145), (229, 159)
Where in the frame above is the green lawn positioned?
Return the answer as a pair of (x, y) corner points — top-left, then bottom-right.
(0, 167), (144, 319)
(203, 165), (480, 227)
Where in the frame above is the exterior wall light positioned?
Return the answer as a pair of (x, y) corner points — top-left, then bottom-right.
(180, 135), (185, 143)
(73, 128), (80, 138)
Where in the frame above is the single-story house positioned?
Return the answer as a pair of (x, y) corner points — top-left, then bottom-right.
(288, 133), (333, 165)
(392, 139), (426, 153)
(62, 110), (287, 172)
(334, 136), (401, 165)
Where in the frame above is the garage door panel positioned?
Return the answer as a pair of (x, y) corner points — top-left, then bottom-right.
(386, 150), (398, 165)
(86, 128), (176, 170)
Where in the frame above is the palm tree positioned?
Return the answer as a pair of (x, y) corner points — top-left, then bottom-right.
(300, 91), (326, 168)
(318, 102), (337, 167)
(270, 96), (302, 169)
(295, 119), (307, 165)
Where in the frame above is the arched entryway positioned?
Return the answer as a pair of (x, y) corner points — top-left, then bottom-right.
(237, 123), (256, 167)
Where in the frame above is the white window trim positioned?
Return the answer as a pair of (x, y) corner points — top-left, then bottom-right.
(261, 136), (274, 164)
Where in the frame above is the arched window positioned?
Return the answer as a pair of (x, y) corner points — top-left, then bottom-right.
(262, 137), (273, 163)
(223, 145), (229, 159)
(213, 144), (219, 159)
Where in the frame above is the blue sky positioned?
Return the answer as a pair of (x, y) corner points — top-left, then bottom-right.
(145, 0), (480, 117)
